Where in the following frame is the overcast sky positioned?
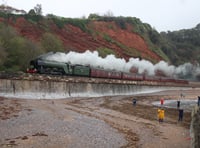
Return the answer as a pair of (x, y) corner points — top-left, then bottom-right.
(3, 0), (200, 32)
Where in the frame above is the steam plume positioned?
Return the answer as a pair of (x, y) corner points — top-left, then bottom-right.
(41, 50), (200, 80)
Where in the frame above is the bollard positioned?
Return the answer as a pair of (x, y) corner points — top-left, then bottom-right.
(132, 99), (137, 106)
(177, 100), (180, 108)
(198, 96), (200, 106)
(178, 109), (184, 121)
(160, 98), (164, 105)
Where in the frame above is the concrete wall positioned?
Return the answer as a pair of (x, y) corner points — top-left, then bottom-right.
(0, 79), (177, 99)
(190, 105), (200, 148)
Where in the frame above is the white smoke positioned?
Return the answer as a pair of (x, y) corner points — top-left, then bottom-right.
(43, 50), (128, 72)
(42, 50), (200, 80)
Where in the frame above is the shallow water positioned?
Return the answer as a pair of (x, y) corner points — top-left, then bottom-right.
(152, 99), (198, 111)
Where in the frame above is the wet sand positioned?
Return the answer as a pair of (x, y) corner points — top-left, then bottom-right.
(1, 88), (199, 148)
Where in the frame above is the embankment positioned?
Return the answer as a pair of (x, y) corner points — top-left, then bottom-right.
(0, 73), (192, 99)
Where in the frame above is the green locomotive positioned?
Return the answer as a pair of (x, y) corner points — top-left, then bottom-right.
(28, 59), (90, 77)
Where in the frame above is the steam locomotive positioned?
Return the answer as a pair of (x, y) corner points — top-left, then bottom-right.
(27, 58), (189, 85)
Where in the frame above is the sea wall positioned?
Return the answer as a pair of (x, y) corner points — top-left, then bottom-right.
(190, 105), (200, 148)
(0, 79), (178, 99)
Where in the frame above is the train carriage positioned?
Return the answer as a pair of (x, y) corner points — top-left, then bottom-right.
(144, 75), (161, 82)
(122, 72), (143, 81)
(175, 79), (189, 84)
(108, 71), (122, 79)
(90, 68), (109, 78)
(90, 67), (122, 79)
(159, 77), (175, 83)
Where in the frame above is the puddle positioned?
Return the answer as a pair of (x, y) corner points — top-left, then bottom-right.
(152, 99), (198, 111)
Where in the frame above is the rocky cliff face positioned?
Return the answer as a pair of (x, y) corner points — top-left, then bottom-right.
(0, 15), (162, 62)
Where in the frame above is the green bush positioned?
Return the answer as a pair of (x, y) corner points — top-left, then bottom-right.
(0, 22), (42, 71)
(40, 32), (64, 52)
(96, 47), (116, 58)
(24, 14), (43, 23)
(103, 34), (112, 42)
(48, 15), (89, 32)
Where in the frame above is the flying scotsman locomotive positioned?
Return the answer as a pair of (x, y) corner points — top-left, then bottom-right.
(27, 58), (189, 85)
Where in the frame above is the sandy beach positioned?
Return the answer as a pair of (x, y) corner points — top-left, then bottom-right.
(1, 88), (199, 148)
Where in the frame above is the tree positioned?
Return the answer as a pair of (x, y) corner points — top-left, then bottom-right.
(4, 37), (42, 71)
(148, 29), (160, 44)
(34, 4), (42, 15)
(40, 32), (64, 52)
(115, 17), (126, 29)
(0, 46), (7, 70)
(104, 10), (114, 17)
(88, 13), (101, 20)
(0, 23), (17, 48)
(196, 23), (200, 30)
(0, 23), (42, 71)
(28, 9), (36, 15)
(0, 23), (16, 70)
